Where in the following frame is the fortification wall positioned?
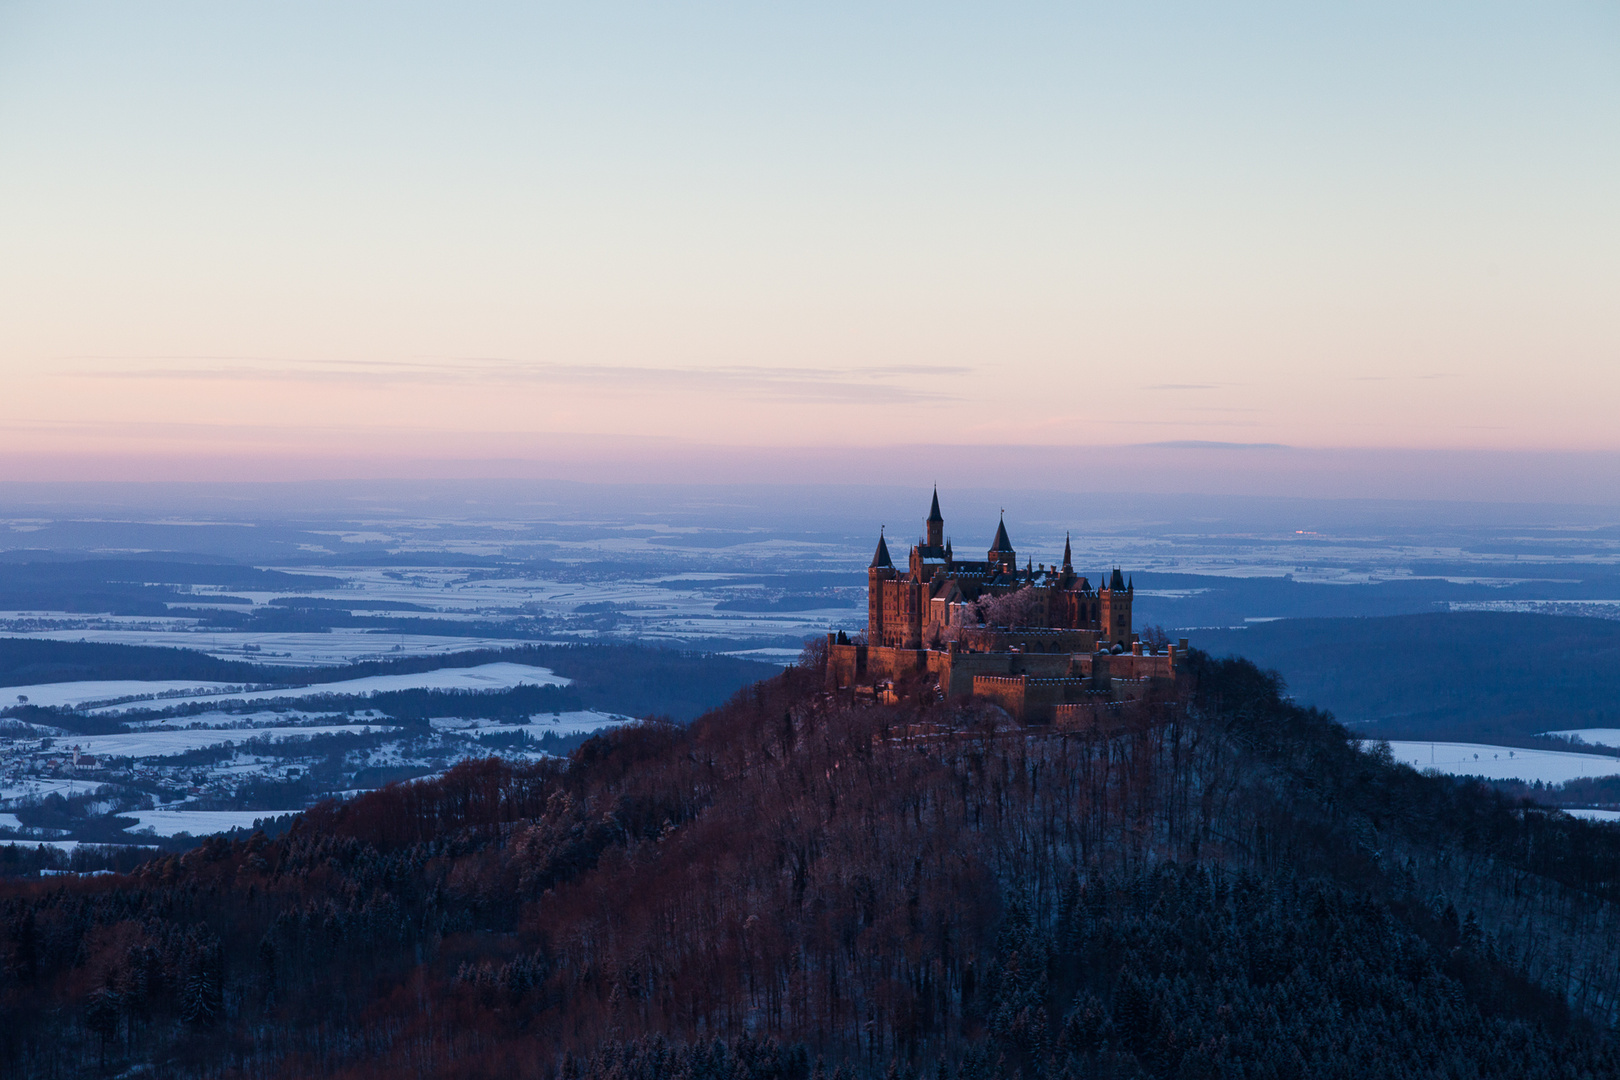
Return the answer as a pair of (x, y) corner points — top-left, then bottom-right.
(826, 635), (1181, 711)
(971, 674), (1108, 723)
(959, 626), (1098, 654)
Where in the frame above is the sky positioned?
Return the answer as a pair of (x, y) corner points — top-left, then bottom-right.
(0, 2), (1616, 492)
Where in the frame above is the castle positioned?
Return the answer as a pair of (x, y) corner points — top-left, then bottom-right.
(825, 489), (1185, 722)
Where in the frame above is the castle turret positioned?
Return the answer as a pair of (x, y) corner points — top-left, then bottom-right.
(1099, 566), (1132, 644)
(867, 530), (896, 641)
(1062, 532), (1072, 572)
(926, 487), (944, 548)
(871, 531), (893, 570)
(988, 514), (1016, 575)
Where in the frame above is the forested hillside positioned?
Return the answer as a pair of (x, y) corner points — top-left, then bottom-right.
(4, 651), (1619, 1078)
(1197, 612), (1620, 739)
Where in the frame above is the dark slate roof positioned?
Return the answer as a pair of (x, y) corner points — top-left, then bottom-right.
(990, 516), (1014, 555)
(1062, 532), (1072, 569)
(1109, 567), (1126, 590)
(870, 533), (893, 568)
(927, 487), (944, 523)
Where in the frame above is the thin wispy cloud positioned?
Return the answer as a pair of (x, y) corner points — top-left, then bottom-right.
(58, 356), (972, 405)
(1350, 372), (1464, 382)
(1132, 440), (1291, 450)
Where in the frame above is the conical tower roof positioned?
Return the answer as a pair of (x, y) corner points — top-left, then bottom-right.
(1109, 567), (1126, 590)
(1062, 532), (1072, 570)
(927, 486), (943, 524)
(870, 531), (893, 569)
(990, 514), (1013, 556)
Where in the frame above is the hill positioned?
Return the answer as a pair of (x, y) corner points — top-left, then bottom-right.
(3, 652), (1619, 1077)
(0, 639), (776, 723)
(1196, 611), (1620, 740)
(1129, 570), (1620, 630)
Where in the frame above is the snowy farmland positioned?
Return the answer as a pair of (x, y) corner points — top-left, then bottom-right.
(1565, 808), (1620, 823)
(0, 564), (863, 663)
(122, 810), (298, 837)
(61, 724), (398, 760)
(0, 626), (555, 667)
(1380, 741), (1620, 784)
(2, 679), (248, 711)
(49, 662), (569, 714)
(431, 711), (632, 738)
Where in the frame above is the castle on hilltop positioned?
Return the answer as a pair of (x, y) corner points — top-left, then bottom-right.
(826, 489), (1185, 722)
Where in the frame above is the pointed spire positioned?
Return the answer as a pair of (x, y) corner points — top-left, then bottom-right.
(870, 529), (893, 569)
(990, 513), (1013, 556)
(1109, 567), (1126, 591)
(927, 486), (943, 523)
(1062, 532), (1072, 570)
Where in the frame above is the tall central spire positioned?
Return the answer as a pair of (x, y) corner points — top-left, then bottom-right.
(925, 486), (944, 547)
(1062, 532), (1073, 571)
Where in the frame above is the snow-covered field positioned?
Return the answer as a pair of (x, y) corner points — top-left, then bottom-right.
(1, 628), (560, 667)
(1545, 729), (1620, 749)
(723, 647), (805, 662)
(4, 662), (568, 715)
(0, 839), (156, 854)
(1565, 808), (1620, 822)
(1380, 741), (1620, 784)
(62, 724), (397, 760)
(124, 709), (359, 731)
(0, 566), (863, 660)
(3, 679), (247, 710)
(71, 662), (567, 714)
(123, 810), (295, 837)
(431, 710), (629, 738)
(0, 777), (110, 804)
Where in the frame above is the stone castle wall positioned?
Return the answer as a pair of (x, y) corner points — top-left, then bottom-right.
(826, 635), (1180, 720)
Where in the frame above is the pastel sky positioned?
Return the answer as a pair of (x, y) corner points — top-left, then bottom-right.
(0, 2), (1616, 481)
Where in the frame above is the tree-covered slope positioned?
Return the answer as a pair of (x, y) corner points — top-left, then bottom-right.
(3, 652), (1618, 1078)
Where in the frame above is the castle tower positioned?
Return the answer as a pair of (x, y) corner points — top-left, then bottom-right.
(925, 487), (944, 549)
(867, 530), (895, 641)
(1099, 566), (1133, 644)
(988, 514), (1016, 575)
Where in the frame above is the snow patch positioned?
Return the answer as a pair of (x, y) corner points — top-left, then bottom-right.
(1564, 808), (1620, 822)
(83, 662), (568, 714)
(1378, 741), (1620, 784)
(1, 679), (246, 710)
(64, 725), (396, 760)
(124, 810), (297, 837)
